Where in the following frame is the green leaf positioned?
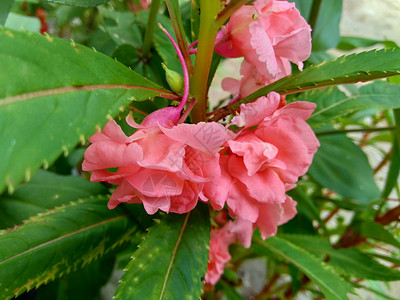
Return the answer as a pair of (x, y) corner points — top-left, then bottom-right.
(291, 0), (342, 50)
(0, 197), (141, 299)
(355, 220), (400, 249)
(305, 82), (400, 128)
(218, 280), (244, 300)
(308, 132), (380, 204)
(43, 0), (111, 7)
(337, 36), (398, 51)
(0, 28), (172, 194)
(243, 48), (400, 104)
(0, 0), (14, 25)
(4, 13), (41, 33)
(114, 204), (210, 300)
(213, 49), (400, 120)
(382, 109), (400, 198)
(253, 236), (354, 300)
(0, 170), (107, 228)
(36, 255), (115, 300)
(311, 0), (342, 50)
(282, 234), (400, 281)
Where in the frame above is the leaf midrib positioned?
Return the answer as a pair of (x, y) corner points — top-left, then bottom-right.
(0, 213), (130, 266)
(0, 84), (176, 107)
(159, 212), (191, 300)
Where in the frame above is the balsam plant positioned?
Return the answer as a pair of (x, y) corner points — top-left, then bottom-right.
(1, 1), (400, 299)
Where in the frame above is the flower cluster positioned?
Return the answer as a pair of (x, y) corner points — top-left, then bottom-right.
(82, 0), (317, 287)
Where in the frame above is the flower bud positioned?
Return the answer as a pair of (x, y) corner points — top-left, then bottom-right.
(162, 63), (184, 94)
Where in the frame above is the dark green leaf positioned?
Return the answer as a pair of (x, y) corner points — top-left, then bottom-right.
(43, 0), (111, 7)
(114, 204), (210, 300)
(0, 28), (172, 194)
(282, 234), (400, 281)
(0, 197), (140, 299)
(308, 132), (380, 204)
(0, 170), (107, 228)
(253, 236), (354, 300)
(0, 0), (14, 25)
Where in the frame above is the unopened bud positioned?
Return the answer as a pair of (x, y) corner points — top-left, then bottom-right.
(162, 63), (184, 94)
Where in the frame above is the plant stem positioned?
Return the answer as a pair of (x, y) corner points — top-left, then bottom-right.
(316, 126), (395, 136)
(308, 0), (322, 38)
(190, 0), (220, 123)
(142, 0), (161, 58)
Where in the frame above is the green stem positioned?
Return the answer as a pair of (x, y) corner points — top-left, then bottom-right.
(215, 0), (251, 28)
(142, 0), (162, 58)
(308, 0), (322, 39)
(316, 126), (395, 136)
(190, 0), (220, 123)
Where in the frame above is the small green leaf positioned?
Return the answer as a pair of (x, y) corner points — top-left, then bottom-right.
(308, 132), (380, 204)
(0, 197), (142, 300)
(43, 0), (111, 7)
(253, 236), (354, 300)
(0, 28), (171, 194)
(0, 0), (14, 25)
(0, 170), (107, 228)
(114, 204), (210, 300)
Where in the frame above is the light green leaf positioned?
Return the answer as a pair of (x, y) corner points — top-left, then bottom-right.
(0, 170), (107, 228)
(253, 236), (354, 300)
(282, 234), (400, 281)
(0, 197), (142, 300)
(114, 204), (210, 300)
(304, 82), (400, 128)
(0, 0), (14, 25)
(0, 27), (172, 194)
(43, 0), (110, 7)
(308, 132), (380, 204)
(4, 13), (41, 33)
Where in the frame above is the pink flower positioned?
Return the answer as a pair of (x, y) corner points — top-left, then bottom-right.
(83, 119), (227, 214)
(205, 219), (253, 285)
(205, 227), (235, 285)
(204, 92), (319, 239)
(222, 60), (282, 101)
(215, 0), (311, 79)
